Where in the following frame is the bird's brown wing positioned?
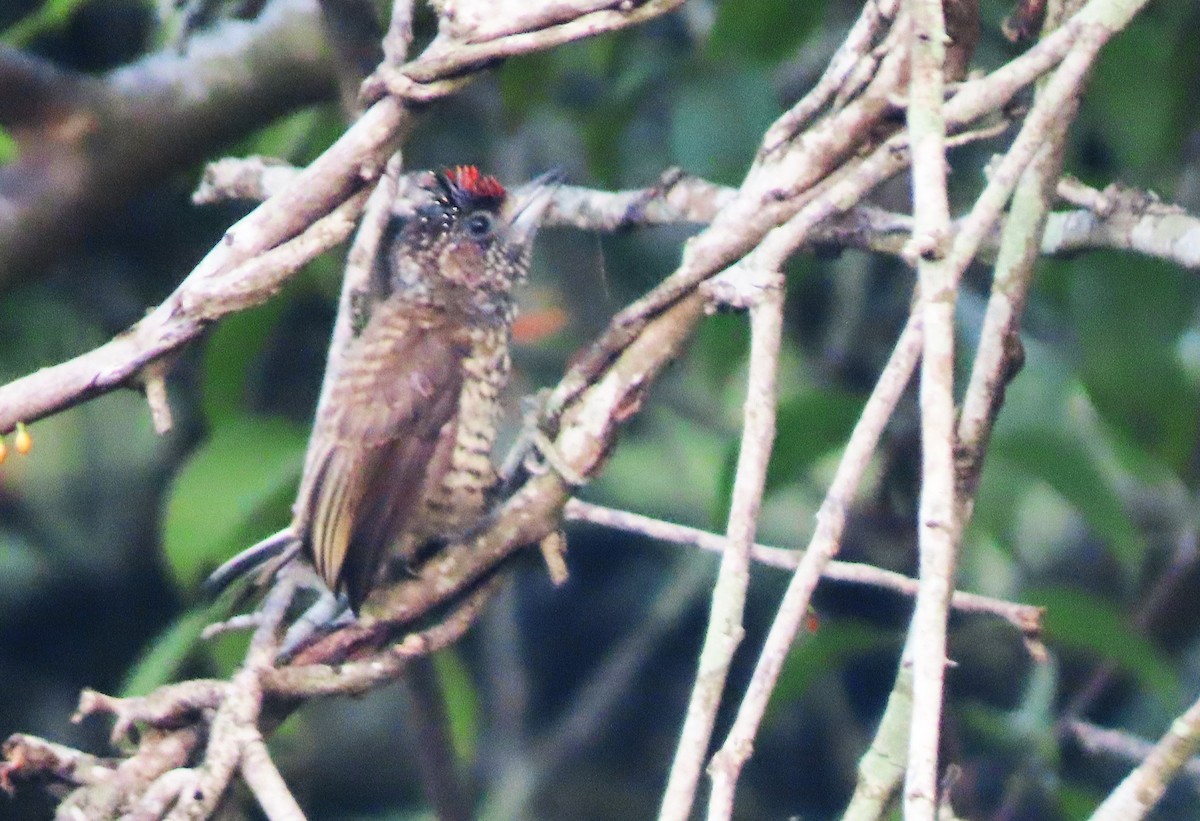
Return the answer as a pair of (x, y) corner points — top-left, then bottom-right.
(299, 324), (467, 612)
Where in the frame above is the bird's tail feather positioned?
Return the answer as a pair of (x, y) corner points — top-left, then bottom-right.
(203, 529), (301, 598)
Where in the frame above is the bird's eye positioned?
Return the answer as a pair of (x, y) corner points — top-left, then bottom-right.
(464, 211), (494, 240)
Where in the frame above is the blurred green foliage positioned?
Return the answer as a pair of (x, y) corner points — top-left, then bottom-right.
(1029, 587), (1181, 709)
(708, 0), (822, 64)
(162, 414), (306, 589)
(434, 649), (480, 763)
(0, 128), (17, 164)
(0, 0), (89, 46)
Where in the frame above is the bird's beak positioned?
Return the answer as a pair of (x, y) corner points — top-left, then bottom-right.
(506, 168), (564, 247)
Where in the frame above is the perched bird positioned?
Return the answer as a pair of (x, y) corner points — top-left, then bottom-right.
(207, 166), (559, 613)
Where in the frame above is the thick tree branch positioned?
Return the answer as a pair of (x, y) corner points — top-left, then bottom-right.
(0, 0), (337, 283)
(196, 155), (1200, 269)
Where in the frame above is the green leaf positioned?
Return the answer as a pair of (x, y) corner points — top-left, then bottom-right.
(709, 0), (825, 65)
(121, 602), (228, 697)
(0, 127), (18, 164)
(767, 390), (864, 490)
(201, 300), (287, 424)
(435, 650), (479, 763)
(1027, 586), (1180, 709)
(163, 416), (307, 590)
(669, 67), (780, 185)
(2, 0), (88, 45)
(768, 620), (893, 716)
(990, 427), (1140, 574)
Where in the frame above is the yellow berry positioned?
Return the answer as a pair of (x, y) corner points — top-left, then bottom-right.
(0, 436), (6, 465)
(14, 423), (31, 456)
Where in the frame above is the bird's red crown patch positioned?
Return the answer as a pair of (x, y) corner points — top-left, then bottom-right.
(445, 166), (506, 202)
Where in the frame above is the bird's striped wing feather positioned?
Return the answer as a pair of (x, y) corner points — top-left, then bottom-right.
(300, 326), (466, 611)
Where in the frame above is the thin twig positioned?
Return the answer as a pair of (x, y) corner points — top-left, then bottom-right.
(163, 580), (297, 820)
(240, 738), (306, 821)
(0, 734), (115, 793)
(842, 630), (918, 821)
(381, 0), (415, 67)
(904, 0), (958, 815)
(1089, 689), (1200, 820)
(127, 768), (198, 821)
(182, 188), (371, 319)
(659, 270), (784, 821)
(263, 578), (498, 697)
(957, 27), (1077, 509)
(757, 0), (899, 158)
(562, 500), (1043, 638)
(75, 682), (228, 746)
(1069, 720), (1200, 787)
(141, 362), (175, 434)
(705, 311), (924, 820)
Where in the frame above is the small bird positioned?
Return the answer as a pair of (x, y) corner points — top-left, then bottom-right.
(207, 166), (559, 613)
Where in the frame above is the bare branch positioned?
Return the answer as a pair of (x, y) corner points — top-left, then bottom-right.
(162, 580), (298, 820)
(1069, 719), (1200, 787)
(193, 155), (306, 204)
(381, 0), (416, 67)
(757, 0), (900, 158)
(1048, 180), (1200, 268)
(562, 500), (1044, 638)
(75, 682), (228, 746)
(0, 0), (336, 282)
(263, 578), (498, 697)
(904, 0), (959, 812)
(662, 269), (784, 821)
(957, 61), (1075, 506)
(57, 728), (203, 819)
(186, 156), (1200, 273)
(706, 311), (924, 821)
(0, 187), (369, 436)
(1090, 690), (1200, 821)
(240, 738), (306, 820)
(0, 734), (115, 794)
